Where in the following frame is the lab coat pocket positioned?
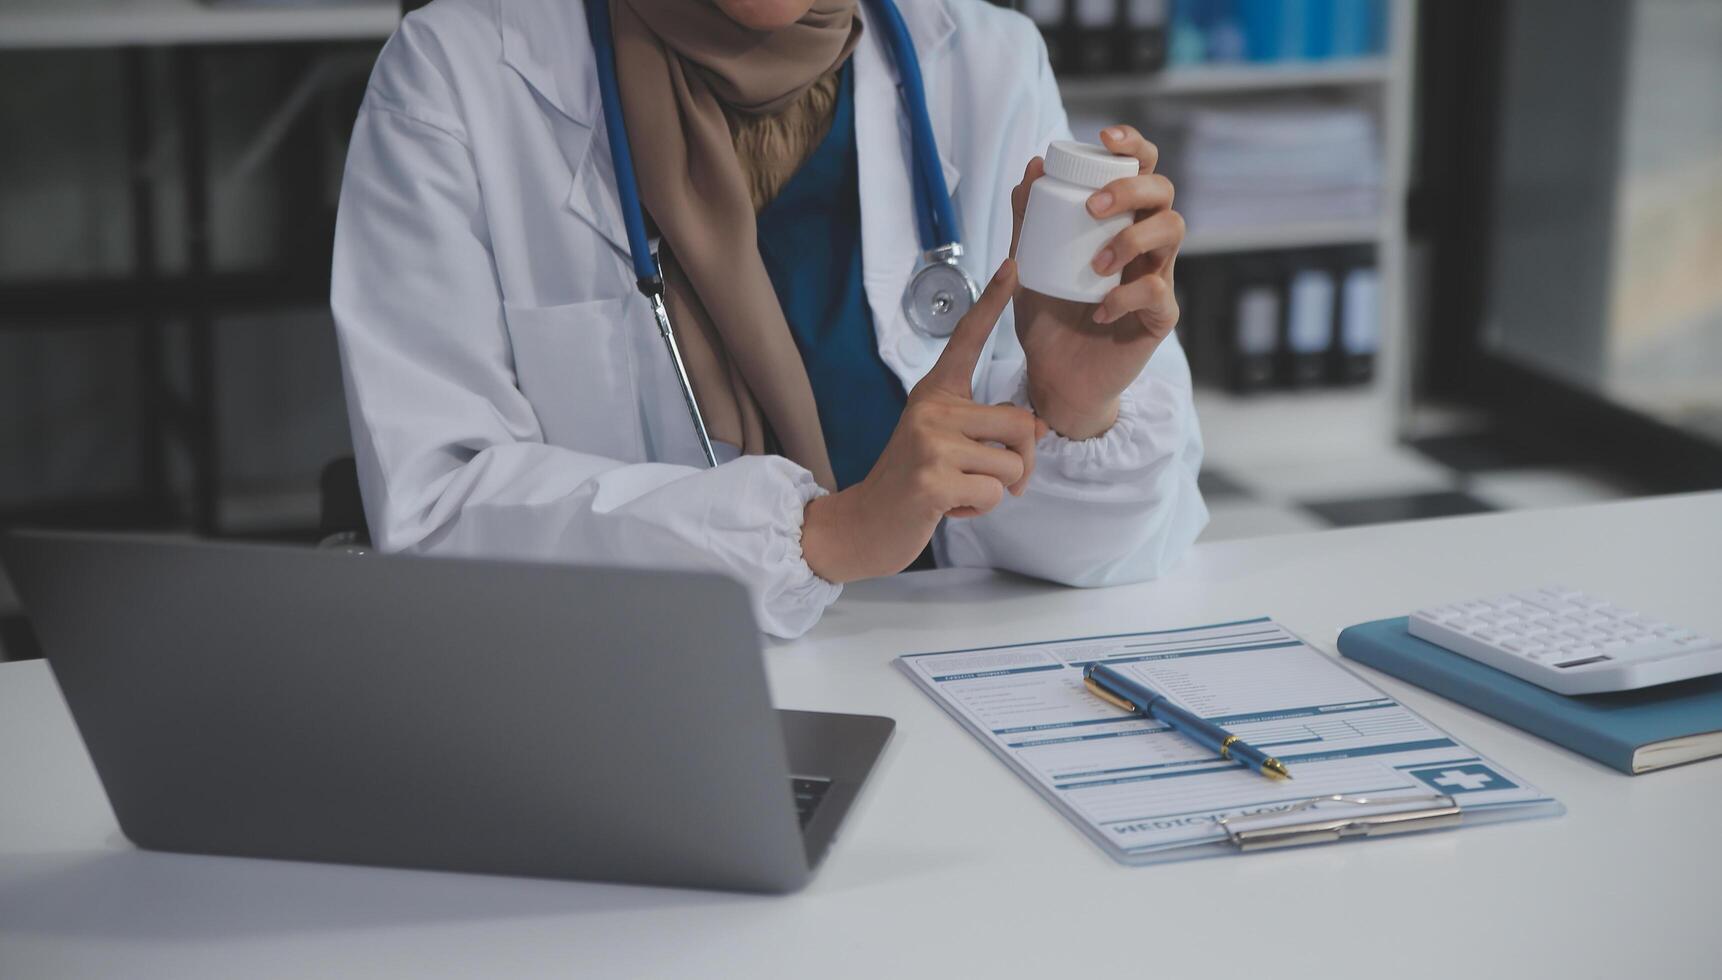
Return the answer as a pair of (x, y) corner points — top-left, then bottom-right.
(503, 296), (644, 462)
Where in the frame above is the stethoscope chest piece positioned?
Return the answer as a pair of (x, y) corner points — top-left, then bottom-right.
(903, 243), (979, 338)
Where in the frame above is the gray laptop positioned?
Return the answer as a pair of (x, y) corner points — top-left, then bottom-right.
(1, 529), (892, 894)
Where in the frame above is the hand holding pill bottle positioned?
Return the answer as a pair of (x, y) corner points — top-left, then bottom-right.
(1015, 141), (1142, 303)
(1007, 128), (1187, 440)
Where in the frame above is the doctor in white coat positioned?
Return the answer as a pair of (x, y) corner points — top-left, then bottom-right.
(332, 0), (1208, 638)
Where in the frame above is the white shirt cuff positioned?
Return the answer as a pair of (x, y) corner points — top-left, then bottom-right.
(1012, 375), (1189, 487)
(728, 457), (843, 638)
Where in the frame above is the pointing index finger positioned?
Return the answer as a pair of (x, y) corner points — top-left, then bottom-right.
(923, 260), (1018, 395)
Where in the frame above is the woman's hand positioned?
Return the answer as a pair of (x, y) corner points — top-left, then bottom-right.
(1011, 125), (1185, 440)
(802, 261), (1043, 584)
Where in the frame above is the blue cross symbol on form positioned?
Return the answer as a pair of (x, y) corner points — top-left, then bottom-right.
(1433, 769), (1494, 792)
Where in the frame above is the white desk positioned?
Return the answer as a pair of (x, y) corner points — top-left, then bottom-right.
(0, 0), (397, 49)
(3, 493), (1720, 979)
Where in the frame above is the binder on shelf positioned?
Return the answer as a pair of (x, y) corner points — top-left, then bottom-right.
(1176, 256), (1229, 385)
(1161, 0), (1386, 67)
(1172, 0), (1248, 64)
(1284, 262), (1337, 386)
(1331, 0), (1389, 58)
(1335, 247), (1378, 384)
(1303, 0), (1336, 59)
(1167, 1), (1207, 66)
(1121, 0), (1171, 73)
(1023, 0), (1071, 74)
(1207, 1), (1248, 62)
(1225, 258), (1282, 392)
(1174, 246), (1376, 393)
(1072, 0), (1118, 75)
(1242, 0), (1315, 62)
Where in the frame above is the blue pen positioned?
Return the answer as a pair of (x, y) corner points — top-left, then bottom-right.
(1083, 662), (1292, 781)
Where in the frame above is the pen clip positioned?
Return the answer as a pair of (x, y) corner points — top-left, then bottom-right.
(1083, 675), (1139, 714)
(1217, 793), (1461, 852)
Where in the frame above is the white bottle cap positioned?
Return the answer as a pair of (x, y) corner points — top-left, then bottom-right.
(1042, 140), (1139, 189)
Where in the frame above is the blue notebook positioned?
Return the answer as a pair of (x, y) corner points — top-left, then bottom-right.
(1338, 617), (1722, 774)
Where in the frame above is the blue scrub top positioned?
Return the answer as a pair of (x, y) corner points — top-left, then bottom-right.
(756, 61), (906, 491)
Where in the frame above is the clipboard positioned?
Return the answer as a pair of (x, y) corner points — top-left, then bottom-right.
(897, 616), (1564, 865)
(1220, 792), (1462, 851)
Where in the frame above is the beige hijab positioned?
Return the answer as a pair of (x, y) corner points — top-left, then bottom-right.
(610, 0), (863, 491)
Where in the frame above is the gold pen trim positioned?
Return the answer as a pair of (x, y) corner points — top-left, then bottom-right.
(1219, 734), (1239, 760)
(1083, 676), (1138, 713)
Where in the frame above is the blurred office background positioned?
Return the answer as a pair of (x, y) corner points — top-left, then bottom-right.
(2, 0), (1719, 660)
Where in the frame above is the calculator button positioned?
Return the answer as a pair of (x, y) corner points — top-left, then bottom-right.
(1409, 589), (1722, 694)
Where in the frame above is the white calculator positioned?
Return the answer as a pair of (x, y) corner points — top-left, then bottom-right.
(1408, 587), (1722, 695)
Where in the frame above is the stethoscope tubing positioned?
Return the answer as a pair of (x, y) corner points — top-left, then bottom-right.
(584, 0), (661, 288)
(584, 0), (963, 467)
(862, 0), (961, 253)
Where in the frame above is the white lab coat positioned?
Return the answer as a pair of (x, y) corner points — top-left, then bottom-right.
(331, 0), (1208, 638)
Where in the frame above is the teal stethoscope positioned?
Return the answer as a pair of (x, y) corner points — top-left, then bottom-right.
(584, 0), (979, 468)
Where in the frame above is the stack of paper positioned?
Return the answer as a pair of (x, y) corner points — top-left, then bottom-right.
(1170, 103), (1382, 233)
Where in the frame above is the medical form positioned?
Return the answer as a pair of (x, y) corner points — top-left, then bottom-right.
(898, 618), (1561, 863)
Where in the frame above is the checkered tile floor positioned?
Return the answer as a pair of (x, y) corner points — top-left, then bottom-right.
(1198, 430), (1648, 543)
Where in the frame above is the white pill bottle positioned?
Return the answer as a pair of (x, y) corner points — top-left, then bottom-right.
(1015, 140), (1141, 303)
